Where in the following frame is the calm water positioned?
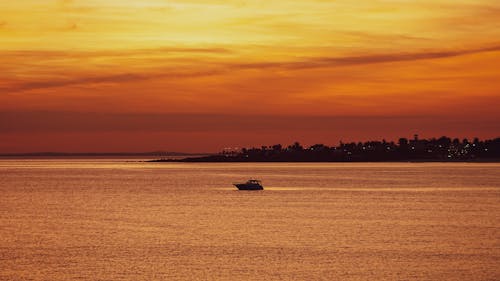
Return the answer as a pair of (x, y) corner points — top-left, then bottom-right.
(0, 160), (499, 281)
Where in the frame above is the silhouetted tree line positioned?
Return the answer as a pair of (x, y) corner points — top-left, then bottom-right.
(179, 135), (500, 162)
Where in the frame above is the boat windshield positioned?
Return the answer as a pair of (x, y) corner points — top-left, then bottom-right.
(247, 180), (261, 184)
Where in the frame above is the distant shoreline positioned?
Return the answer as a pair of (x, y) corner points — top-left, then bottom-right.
(150, 136), (500, 163)
(147, 157), (500, 163)
(0, 152), (207, 158)
(4, 136), (499, 163)
(0, 154), (209, 161)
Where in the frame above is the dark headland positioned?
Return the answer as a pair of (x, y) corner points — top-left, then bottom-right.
(149, 136), (500, 162)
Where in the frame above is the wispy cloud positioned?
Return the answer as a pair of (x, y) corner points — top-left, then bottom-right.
(1, 47), (231, 59)
(3, 70), (224, 93)
(230, 44), (500, 70)
(3, 44), (500, 93)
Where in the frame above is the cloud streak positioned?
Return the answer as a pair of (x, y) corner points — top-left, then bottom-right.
(1, 47), (231, 59)
(231, 44), (500, 70)
(3, 44), (500, 93)
(3, 70), (226, 93)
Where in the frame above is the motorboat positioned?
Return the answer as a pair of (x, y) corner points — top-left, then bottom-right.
(233, 179), (264, 190)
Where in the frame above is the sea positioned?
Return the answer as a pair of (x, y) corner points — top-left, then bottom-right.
(0, 160), (499, 281)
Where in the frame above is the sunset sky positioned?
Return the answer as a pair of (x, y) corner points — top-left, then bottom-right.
(1, 0), (499, 152)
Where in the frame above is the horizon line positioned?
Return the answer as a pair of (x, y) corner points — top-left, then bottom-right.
(2, 135), (498, 156)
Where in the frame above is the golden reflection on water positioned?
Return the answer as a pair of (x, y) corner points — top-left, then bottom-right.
(0, 160), (499, 280)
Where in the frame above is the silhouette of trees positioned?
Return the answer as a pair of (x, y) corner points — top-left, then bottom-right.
(174, 136), (500, 162)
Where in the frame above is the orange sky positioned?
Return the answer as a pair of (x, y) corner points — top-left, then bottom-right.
(1, 0), (499, 152)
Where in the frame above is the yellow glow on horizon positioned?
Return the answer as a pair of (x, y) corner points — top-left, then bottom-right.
(2, 0), (500, 50)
